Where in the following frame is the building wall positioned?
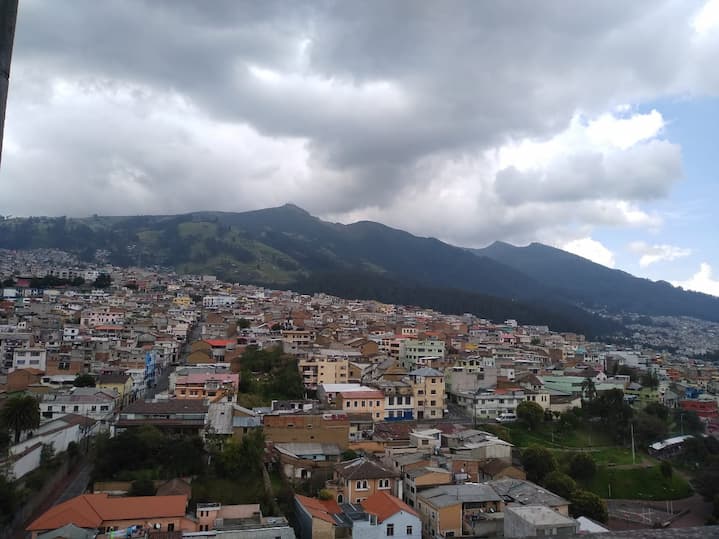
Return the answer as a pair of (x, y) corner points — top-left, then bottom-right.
(410, 374), (445, 420)
(338, 394), (385, 422)
(263, 414), (350, 449)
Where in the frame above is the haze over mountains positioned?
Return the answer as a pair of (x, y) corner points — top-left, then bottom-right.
(1, 204), (717, 337)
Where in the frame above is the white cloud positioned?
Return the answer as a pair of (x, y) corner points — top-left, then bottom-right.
(673, 263), (719, 297)
(628, 241), (692, 267)
(560, 238), (616, 268)
(694, 0), (719, 35)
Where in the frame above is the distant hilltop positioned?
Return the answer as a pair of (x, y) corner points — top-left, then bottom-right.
(1, 204), (718, 337)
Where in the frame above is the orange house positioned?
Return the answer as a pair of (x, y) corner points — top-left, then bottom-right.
(27, 494), (195, 538)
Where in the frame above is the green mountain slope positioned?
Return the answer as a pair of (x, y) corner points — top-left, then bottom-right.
(475, 241), (719, 322)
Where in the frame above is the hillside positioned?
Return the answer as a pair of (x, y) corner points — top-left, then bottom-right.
(476, 241), (719, 322)
(1, 204), (715, 334)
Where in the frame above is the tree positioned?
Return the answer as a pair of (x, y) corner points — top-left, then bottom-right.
(568, 453), (597, 481)
(73, 373), (96, 387)
(521, 446), (557, 484)
(93, 273), (112, 288)
(675, 409), (705, 435)
(581, 377), (597, 401)
(543, 471), (576, 499)
(516, 401), (544, 431)
(644, 402), (669, 422)
(128, 478), (156, 497)
(641, 371), (659, 390)
(570, 490), (608, 522)
(633, 412), (668, 447)
(0, 475), (18, 525)
(0, 394), (40, 443)
(530, 337), (541, 346)
(237, 318), (251, 330)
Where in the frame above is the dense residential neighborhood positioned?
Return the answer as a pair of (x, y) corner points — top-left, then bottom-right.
(1, 249), (719, 538)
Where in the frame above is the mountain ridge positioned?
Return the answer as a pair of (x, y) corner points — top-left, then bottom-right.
(0, 204), (716, 334)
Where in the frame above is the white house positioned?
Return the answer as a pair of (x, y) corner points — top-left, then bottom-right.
(11, 347), (47, 372)
(39, 388), (118, 422)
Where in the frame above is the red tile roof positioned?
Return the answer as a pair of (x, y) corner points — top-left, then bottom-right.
(204, 339), (235, 347)
(295, 495), (340, 525)
(27, 494), (188, 531)
(362, 491), (418, 523)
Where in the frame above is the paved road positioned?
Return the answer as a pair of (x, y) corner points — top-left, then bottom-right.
(55, 462), (92, 504)
(144, 323), (199, 399)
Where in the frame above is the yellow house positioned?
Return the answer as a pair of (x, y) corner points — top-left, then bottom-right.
(97, 372), (134, 407)
(337, 389), (386, 422)
(408, 368), (445, 420)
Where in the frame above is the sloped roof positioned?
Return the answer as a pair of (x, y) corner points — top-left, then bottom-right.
(336, 457), (396, 480)
(28, 494), (188, 531)
(295, 495), (341, 525)
(361, 491), (418, 523)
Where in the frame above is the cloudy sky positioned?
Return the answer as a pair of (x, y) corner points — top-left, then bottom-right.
(2, 0), (719, 295)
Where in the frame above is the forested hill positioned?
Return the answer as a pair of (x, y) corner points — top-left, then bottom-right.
(475, 241), (719, 323)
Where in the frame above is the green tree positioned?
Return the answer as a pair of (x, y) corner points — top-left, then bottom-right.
(93, 274), (112, 288)
(675, 409), (705, 435)
(543, 470), (576, 499)
(0, 475), (18, 525)
(568, 453), (597, 481)
(237, 318), (251, 330)
(633, 412), (669, 446)
(570, 490), (608, 522)
(73, 373), (96, 387)
(341, 449), (358, 461)
(516, 401), (544, 431)
(521, 446), (557, 484)
(0, 394), (40, 443)
(128, 478), (156, 496)
(641, 371), (659, 390)
(644, 402), (669, 422)
(530, 337), (541, 346)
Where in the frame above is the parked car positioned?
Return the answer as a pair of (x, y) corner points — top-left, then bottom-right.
(495, 412), (517, 423)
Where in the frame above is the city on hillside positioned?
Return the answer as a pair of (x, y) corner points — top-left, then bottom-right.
(1, 249), (719, 538)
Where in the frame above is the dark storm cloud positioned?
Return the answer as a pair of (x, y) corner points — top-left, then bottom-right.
(1, 0), (713, 245)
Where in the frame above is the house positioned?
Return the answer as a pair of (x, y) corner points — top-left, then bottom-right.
(39, 388), (118, 422)
(504, 505), (577, 538)
(336, 389), (386, 422)
(403, 466), (453, 508)
(263, 412), (350, 449)
(174, 372), (239, 400)
(194, 502), (295, 538)
(27, 494), (195, 538)
(97, 372), (134, 407)
(294, 491), (420, 539)
(274, 442), (342, 483)
(415, 483), (504, 539)
(325, 457), (400, 504)
(115, 399), (207, 436)
(407, 368), (445, 420)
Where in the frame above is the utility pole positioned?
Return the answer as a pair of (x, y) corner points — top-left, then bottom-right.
(631, 421), (636, 465)
(0, 0), (18, 167)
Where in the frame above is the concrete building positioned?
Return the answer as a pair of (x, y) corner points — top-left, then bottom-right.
(504, 505), (577, 538)
(408, 368), (445, 420)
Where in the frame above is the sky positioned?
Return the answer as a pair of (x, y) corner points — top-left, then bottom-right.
(2, 1), (719, 295)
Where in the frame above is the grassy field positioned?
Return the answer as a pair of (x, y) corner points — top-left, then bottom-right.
(506, 422), (613, 449)
(581, 465), (692, 500)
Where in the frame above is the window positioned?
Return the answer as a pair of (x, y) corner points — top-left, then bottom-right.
(406, 525), (413, 535)
(376, 400), (380, 407)
(361, 400), (366, 407)
(346, 401), (351, 408)
(61, 406), (66, 412)
(167, 524), (174, 532)
(430, 400), (436, 406)
(73, 405), (79, 412)
(386, 523), (394, 536)
(431, 378), (436, 383)
(430, 390), (436, 395)
(91, 406), (97, 411)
